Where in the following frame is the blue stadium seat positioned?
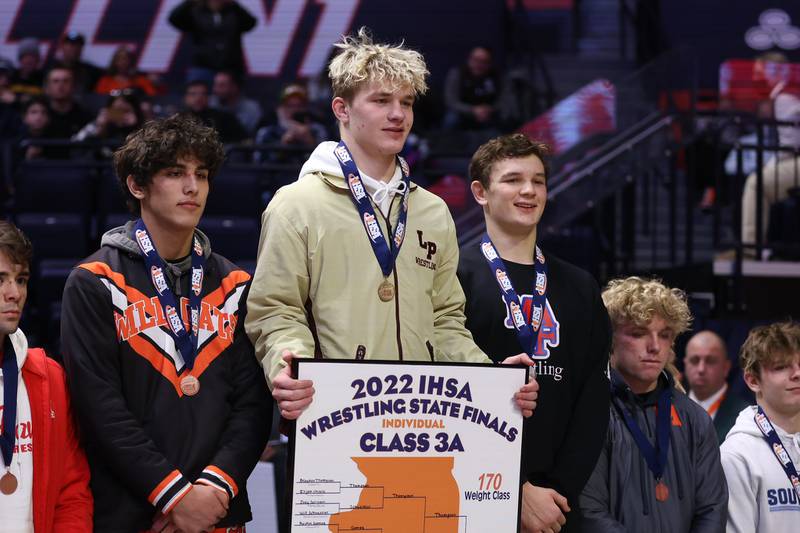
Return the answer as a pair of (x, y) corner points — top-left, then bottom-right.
(205, 166), (264, 217)
(15, 213), (89, 259)
(13, 161), (95, 213)
(198, 216), (260, 263)
(97, 166), (129, 216)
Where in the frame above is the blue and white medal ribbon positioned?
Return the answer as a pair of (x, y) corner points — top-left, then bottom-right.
(615, 384), (673, 501)
(334, 141), (410, 301)
(480, 235), (549, 358)
(0, 338), (19, 494)
(134, 219), (206, 395)
(754, 405), (800, 499)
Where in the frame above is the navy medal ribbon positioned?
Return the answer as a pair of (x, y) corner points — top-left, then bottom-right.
(754, 405), (800, 499)
(615, 384), (672, 488)
(480, 235), (549, 358)
(134, 219), (205, 373)
(1, 338), (19, 473)
(334, 141), (410, 277)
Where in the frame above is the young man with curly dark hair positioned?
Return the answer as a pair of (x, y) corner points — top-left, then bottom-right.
(60, 114), (272, 533)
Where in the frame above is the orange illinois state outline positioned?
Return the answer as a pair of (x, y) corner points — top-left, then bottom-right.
(328, 457), (460, 533)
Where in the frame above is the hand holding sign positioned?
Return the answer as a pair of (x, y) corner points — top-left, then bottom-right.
(501, 353), (539, 417)
(272, 350), (315, 420)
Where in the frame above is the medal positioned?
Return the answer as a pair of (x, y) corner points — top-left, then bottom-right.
(378, 280), (395, 302)
(655, 480), (669, 502)
(615, 381), (673, 505)
(180, 375), (200, 396)
(0, 471), (17, 495)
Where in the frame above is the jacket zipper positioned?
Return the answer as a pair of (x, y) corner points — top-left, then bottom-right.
(379, 199), (403, 361)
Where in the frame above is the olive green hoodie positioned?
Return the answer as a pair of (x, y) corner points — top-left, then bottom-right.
(246, 141), (489, 386)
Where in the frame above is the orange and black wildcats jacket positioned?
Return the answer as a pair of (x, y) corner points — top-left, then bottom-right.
(60, 233), (272, 531)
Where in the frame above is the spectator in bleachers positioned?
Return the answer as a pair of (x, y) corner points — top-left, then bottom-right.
(47, 32), (102, 94)
(72, 91), (144, 159)
(443, 46), (509, 131)
(684, 330), (751, 443)
(0, 60), (20, 139)
(168, 0), (257, 83)
(9, 38), (44, 102)
(740, 74), (800, 253)
(210, 70), (261, 135)
(183, 79), (247, 143)
(94, 46), (159, 97)
(43, 67), (92, 140)
(253, 84), (326, 163)
(0, 57), (16, 105)
(18, 96), (50, 160)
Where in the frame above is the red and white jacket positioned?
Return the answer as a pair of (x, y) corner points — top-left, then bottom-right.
(8, 329), (93, 531)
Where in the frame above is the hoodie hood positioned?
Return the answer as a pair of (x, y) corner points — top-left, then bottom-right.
(100, 220), (212, 274)
(298, 141), (414, 192)
(298, 141), (346, 183)
(727, 405), (800, 446)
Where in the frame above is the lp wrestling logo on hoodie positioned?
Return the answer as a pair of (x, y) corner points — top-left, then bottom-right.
(502, 295), (560, 358)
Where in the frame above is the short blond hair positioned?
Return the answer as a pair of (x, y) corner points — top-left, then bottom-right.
(740, 321), (800, 378)
(603, 277), (692, 335)
(328, 27), (428, 100)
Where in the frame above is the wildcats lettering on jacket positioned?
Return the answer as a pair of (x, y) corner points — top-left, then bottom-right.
(79, 261), (249, 396)
(116, 298), (236, 344)
(503, 295), (561, 357)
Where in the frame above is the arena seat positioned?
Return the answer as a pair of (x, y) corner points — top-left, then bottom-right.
(198, 216), (260, 263)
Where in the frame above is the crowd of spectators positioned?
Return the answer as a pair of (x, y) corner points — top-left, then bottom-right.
(0, 5), (534, 183)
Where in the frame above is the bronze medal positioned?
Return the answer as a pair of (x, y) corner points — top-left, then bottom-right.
(180, 375), (200, 396)
(378, 280), (395, 302)
(655, 480), (669, 502)
(0, 471), (18, 495)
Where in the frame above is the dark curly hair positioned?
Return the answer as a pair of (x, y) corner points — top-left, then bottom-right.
(113, 113), (225, 213)
(469, 133), (550, 189)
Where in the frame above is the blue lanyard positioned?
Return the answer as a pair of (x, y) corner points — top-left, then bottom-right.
(479, 235), (549, 357)
(615, 385), (672, 481)
(754, 406), (800, 499)
(134, 219), (205, 372)
(0, 338), (19, 470)
(334, 141), (410, 277)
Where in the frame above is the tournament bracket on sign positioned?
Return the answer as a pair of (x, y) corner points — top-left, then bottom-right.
(289, 360), (526, 532)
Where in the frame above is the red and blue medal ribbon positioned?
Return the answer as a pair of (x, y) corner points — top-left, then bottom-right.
(754, 405), (800, 499)
(134, 219), (205, 372)
(479, 235), (549, 358)
(615, 385), (672, 485)
(0, 338), (19, 471)
(334, 141), (410, 277)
